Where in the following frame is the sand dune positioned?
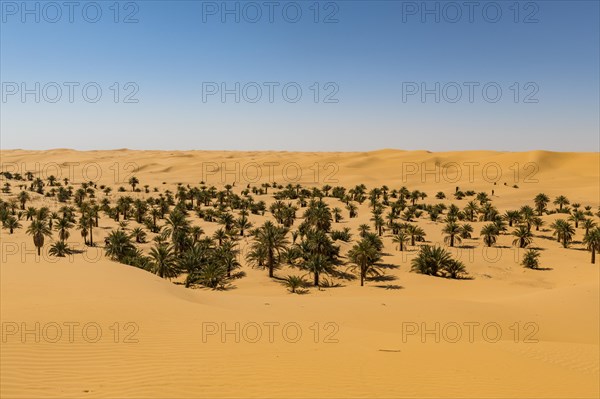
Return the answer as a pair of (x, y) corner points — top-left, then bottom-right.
(1, 149), (598, 398)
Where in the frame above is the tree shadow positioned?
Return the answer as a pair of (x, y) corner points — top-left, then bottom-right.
(331, 269), (355, 281)
(374, 284), (404, 290)
(369, 274), (397, 282)
(377, 262), (399, 270)
(230, 271), (246, 279)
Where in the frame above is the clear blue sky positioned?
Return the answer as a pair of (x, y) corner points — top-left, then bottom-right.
(1, 0), (598, 151)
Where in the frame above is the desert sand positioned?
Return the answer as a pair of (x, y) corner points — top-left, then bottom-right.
(1, 149), (599, 398)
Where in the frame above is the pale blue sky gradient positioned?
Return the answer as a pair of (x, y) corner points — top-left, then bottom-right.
(1, 0), (599, 151)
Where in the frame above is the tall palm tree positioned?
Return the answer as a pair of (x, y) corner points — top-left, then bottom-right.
(512, 225), (533, 248)
(392, 231), (409, 251)
(104, 230), (136, 262)
(55, 217), (74, 243)
(463, 201), (478, 222)
(2, 216), (21, 234)
(332, 207), (343, 223)
(520, 206), (536, 232)
(129, 176), (140, 191)
(443, 221), (462, 247)
(247, 221), (289, 278)
(568, 210), (585, 229)
(480, 224), (499, 247)
(346, 202), (358, 218)
(551, 219), (576, 248)
(131, 227), (147, 243)
(358, 224), (371, 237)
(17, 191), (30, 210)
(216, 241), (240, 278)
(26, 219), (52, 256)
(503, 210), (521, 227)
(583, 228), (600, 264)
(582, 218), (597, 236)
(553, 195), (569, 211)
(348, 237), (382, 286)
(534, 193), (550, 216)
(406, 224), (426, 246)
(149, 243), (179, 279)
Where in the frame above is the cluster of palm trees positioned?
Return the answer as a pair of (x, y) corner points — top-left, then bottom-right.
(2, 169), (600, 294)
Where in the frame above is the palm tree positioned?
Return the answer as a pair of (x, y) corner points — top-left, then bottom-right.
(568, 210), (585, 229)
(190, 226), (204, 243)
(521, 249), (540, 269)
(348, 237), (382, 286)
(332, 207), (343, 223)
(582, 218), (597, 236)
(247, 221), (289, 278)
(129, 176), (140, 191)
(17, 191), (30, 210)
(512, 225), (533, 248)
(443, 221), (462, 247)
(551, 219), (575, 248)
(149, 243), (179, 279)
(78, 218), (89, 245)
(104, 230), (136, 262)
(534, 193), (549, 216)
(346, 202), (358, 218)
(532, 217), (544, 231)
(411, 245), (465, 279)
(235, 215), (252, 236)
(464, 201), (479, 222)
(520, 206), (536, 232)
(553, 195), (569, 211)
(358, 224), (371, 237)
(583, 228), (600, 264)
(304, 253), (333, 287)
(406, 224), (426, 246)
(49, 241), (73, 257)
(216, 241), (240, 278)
(26, 219), (52, 256)
(2, 216), (21, 234)
(131, 227), (147, 243)
(480, 224), (499, 247)
(392, 231), (409, 251)
(213, 228), (228, 246)
(371, 214), (384, 236)
(55, 217), (74, 243)
(282, 275), (308, 294)
(460, 223), (473, 239)
(196, 262), (228, 289)
(504, 210), (521, 227)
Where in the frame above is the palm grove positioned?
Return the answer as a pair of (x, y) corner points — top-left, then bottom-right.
(1, 171), (600, 293)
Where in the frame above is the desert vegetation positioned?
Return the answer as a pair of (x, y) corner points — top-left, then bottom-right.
(2, 169), (599, 294)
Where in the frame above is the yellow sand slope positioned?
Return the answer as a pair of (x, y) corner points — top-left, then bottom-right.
(1, 149), (599, 398)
